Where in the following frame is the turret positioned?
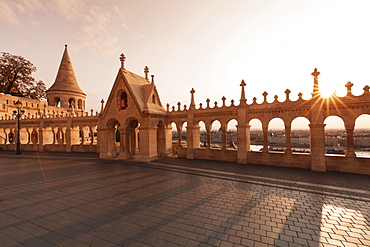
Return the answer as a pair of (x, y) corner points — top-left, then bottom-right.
(46, 45), (86, 111)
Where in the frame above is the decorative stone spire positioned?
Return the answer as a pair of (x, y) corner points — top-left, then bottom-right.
(144, 66), (149, 80)
(47, 44), (85, 95)
(190, 88), (196, 109)
(120, 53), (126, 69)
(239, 80), (247, 105)
(311, 68), (320, 95)
(100, 99), (105, 113)
(151, 75), (155, 84)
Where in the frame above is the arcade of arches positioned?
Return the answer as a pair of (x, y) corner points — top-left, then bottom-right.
(1, 50), (370, 175)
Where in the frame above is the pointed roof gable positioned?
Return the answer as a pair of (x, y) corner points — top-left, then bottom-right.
(47, 45), (86, 95)
(102, 67), (166, 118)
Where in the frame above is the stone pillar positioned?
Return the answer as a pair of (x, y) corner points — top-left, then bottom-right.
(345, 124), (356, 157)
(206, 125), (211, 149)
(186, 124), (194, 159)
(98, 127), (109, 158)
(139, 126), (158, 162)
(285, 125), (292, 154)
(237, 124), (250, 164)
(90, 126), (96, 145)
(309, 123), (326, 172)
(26, 128), (31, 144)
(38, 128), (44, 152)
(134, 128), (139, 154)
(65, 127), (72, 152)
(80, 127), (84, 145)
(221, 126), (227, 150)
(262, 126), (268, 153)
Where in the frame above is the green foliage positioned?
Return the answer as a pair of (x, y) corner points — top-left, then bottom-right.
(0, 52), (46, 99)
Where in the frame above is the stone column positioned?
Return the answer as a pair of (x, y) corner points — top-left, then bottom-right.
(206, 126), (211, 149)
(262, 126), (268, 153)
(309, 123), (326, 172)
(138, 126), (158, 162)
(237, 124), (250, 164)
(345, 124), (356, 157)
(65, 127), (72, 152)
(90, 126), (96, 145)
(79, 127), (84, 145)
(98, 127), (109, 158)
(221, 126), (227, 150)
(285, 125), (292, 154)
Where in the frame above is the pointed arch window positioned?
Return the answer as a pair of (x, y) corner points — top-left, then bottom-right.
(152, 94), (156, 104)
(120, 92), (128, 110)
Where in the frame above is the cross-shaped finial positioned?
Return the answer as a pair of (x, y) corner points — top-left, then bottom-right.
(144, 66), (149, 80)
(311, 68), (320, 79)
(119, 53), (126, 69)
(190, 88), (195, 95)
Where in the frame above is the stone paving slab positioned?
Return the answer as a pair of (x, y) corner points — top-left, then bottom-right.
(0, 152), (369, 246)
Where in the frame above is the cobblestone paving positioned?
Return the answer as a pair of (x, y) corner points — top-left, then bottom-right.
(0, 152), (369, 246)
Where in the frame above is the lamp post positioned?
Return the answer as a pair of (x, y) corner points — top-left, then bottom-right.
(13, 100), (25, 155)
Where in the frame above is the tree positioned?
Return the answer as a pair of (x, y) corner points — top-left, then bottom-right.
(0, 52), (46, 99)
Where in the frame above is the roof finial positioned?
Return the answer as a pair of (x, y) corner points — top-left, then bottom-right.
(65, 44), (67, 48)
(119, 53), (126, 69)
(144, 66), (149, 80)
(311, 68), (320, 95)
(190, 88), (196, 109)
(151, 75), (154, 84)
(239, 80), (247, 105)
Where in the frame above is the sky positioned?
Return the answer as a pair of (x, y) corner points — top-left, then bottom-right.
(1, 0), (370, 129)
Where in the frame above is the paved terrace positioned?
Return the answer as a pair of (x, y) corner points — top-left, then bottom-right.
(0, 151), (369, 247)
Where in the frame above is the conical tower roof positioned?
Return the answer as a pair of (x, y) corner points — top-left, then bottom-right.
(47, 45), (86, 95)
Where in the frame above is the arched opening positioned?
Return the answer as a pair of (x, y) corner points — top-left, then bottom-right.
(77, 99), (83, 109)
(120, 92), (128, 110)
(68, 98), (75, 108)
(249, 118), (263, 151)
(106, 118), (121, 158)
(126, 119), (140, 156)
(181, 122), (187, 147)
(354, 114), (370, 157)
(226, 119), (238, 149)
(324, 116), (346, 156)
(210, 120), (222, 149)
(115, 127), (120, 143)
(198, 121), (207, 148)
(291, 117), (310, 154)
(31, 129), (38, 144)
(152, 94), (156, 104)
(54, 97), (61, 107)
(268, 118), (285, 153)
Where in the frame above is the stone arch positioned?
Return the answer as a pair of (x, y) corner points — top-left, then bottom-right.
(54, 97), (61, 107)
(105, 118), (121, 158)
(77, 99), (83, 109)
(197, 120), (207, 148)
(226, 119), (238, 149)
(291, 117), (310, 154)
(120, 91), (128, 110)
(124, 117), (140, 158)
(267, 118), (286, 153)
(354, 114), (370, 157)
(324, 116), (346, 155)
(68, 98), (75, 108)
(248, 118), (263, 151)
(210, 119), (222, 149)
